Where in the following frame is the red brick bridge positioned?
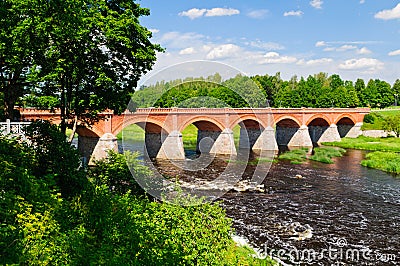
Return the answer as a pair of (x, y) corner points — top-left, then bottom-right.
(19, 107), (370, 163)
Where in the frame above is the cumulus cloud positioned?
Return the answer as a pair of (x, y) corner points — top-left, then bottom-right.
(247, 9), (269, 19)
(179, 7), (239, 19)
(389, 49), (400, 56)
(297, 58), (333, 66)
(357, 47), (372, 55)
(284, 10), (304, 17)
(259, 52), (297, 64)
(338, 58), (384, 71)
(179, 47), (196, 55)
(375, 3), (400, 20)
(315, 41), (327, 47)
(310, 0), (323, 9)
(206, 44), (241, 59)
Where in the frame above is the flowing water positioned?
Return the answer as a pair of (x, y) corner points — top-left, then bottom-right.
(118, 140), (400, 265)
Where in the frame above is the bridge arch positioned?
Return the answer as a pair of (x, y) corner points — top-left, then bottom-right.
(275, 117), (302, 147)
(179, 116), (225, 132)
(179, 116), (225, 154)
(307, 117), (331, 145)
(230, 116), (265, 150)
(335, 115), (356, 138)
(114, 117), (168, 136)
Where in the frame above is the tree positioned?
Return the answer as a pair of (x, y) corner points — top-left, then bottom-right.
(0, 0), (47, 120)
(32, 0), (162, 136)
(383, 115), (400, 137)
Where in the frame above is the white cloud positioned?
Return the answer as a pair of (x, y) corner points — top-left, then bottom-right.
(179, 7), (240, 19)
(339, 58), (384, 71)
(315, 41), (327, 47)
(337, 45), (357, 51)
(297, 58), (333, 66)
(389, 49), (400, 56)
(360, 0), (365, 4)
(310, 0), (323, 9)
(179, 47), (196, 55)
(248, 40), (284, 51)
(205, 8), (240, 17)
(375, 3), (400, 20)
(206, 44), (241, 59)
(284, 10), (304, 17)
(259, 52), (297, 64)
(247, 9), (269, 19)
(179, 8), (207, 20)
(357, 47), (372, 55)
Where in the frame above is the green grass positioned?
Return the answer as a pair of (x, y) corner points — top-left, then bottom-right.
(362, 108), (400, 130)
(323, 135), (400, 152)
(309, 147), (346, 164)
(224, 242), (277, 265)
(361, 151), (400, 175)
(278, 148), (308, 164)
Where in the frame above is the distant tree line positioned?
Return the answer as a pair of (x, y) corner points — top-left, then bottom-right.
(132, 72), (400, 109)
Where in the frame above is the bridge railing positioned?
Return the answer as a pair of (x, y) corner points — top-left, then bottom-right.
(0, 119), (31, 136)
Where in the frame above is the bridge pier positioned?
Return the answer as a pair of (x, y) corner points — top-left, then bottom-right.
(78, 133), (118, 165)
(210, 128), (237, 155)
(197, 130), (221, 153)
(239, 128), (262, 149)
(317, 124), (341, 144)
(145, 132), (163, 158)
(157, 130), (185, 160)
(344, 122), (363, 138)
(288, 125), (313, 149)
(252, 126), (279, 154)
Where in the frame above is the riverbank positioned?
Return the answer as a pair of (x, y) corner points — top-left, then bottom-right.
(322, 135), (400, 152)
(278, 147), (346, 164)
(323, 135), (400, 176)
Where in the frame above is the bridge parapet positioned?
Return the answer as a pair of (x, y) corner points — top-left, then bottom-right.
(0, 119), (31, 136)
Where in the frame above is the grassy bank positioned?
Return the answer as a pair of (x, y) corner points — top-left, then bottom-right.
(362, 108), (400, 130)
(323, 136), (400, 152)
(278, 147), (346, 164)
(361, 151), (400, 175)
(310, 147), (346, 164)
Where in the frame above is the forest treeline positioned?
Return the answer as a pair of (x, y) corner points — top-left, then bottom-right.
(131, 72), (400, 109)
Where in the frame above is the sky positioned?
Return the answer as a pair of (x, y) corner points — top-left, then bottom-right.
(138, 0), (400, 85)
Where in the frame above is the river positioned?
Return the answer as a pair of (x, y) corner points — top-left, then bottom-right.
(118, 139), (400, 265)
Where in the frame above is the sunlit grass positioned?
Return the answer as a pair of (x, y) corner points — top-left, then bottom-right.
(278, 148), (308, 164)
(323, 136), (400, 152)
(361, 151), (400, 175)
(310, 147), (346, 164)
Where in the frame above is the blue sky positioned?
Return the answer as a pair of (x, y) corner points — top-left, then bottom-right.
(139, 0), (400, 84)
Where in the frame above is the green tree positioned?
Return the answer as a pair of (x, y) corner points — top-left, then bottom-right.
(37, 0), (162, 136)
(0, 0), (47, 120)
(383, 115), (400, 137)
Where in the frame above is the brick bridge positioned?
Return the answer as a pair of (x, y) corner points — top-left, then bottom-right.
(19, 107), (370, 163)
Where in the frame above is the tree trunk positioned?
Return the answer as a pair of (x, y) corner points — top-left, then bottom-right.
(68, 115), (78, 143)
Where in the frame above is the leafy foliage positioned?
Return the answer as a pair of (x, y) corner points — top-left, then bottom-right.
(382, 114), (400, 137)
(1, 123), (267, 265)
